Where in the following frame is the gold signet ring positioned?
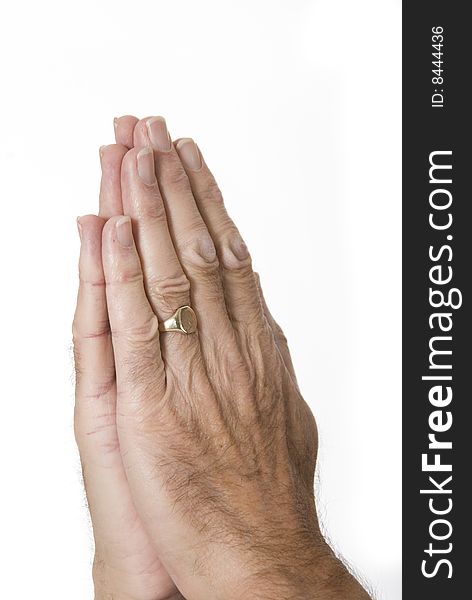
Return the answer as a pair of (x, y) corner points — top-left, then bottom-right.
(158, 305), (198, 335)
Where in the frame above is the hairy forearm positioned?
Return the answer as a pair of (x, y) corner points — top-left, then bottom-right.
(244, 551), (371, 600)
(281, 558), (371, 600)
(94, 547), (369, 600)
(215, 535), (371, 600)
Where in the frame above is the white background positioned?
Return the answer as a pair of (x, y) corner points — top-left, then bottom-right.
(0, 1), (401, 598)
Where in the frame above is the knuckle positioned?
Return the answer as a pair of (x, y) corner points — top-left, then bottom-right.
(78, 274), (106, 288)
(162, 158), (191, 191)
(199, 177), (224, 205)
(108, 269), (143, 286)
(136, 189), (167, 222)
(218, 220), (240, 239)
(147, 272), (191, 312)
(219, 230), (251, 272)
(74, 391), (118, 449)
(113, 313), (160, 345)
(179, 230), (220, 272)
(75, 376), (116, 407)
(221, 251), (253, 276)
(173, 216), (206, 247)
(72, 318), (110, 344)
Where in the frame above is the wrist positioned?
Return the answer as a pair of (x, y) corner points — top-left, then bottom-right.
(92, 563), (154, 600)
(229, 539), (371, 600)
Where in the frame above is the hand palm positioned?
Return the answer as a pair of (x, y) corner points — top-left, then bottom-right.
(74, 117), (182, 600)
(78, 382), (180, 600)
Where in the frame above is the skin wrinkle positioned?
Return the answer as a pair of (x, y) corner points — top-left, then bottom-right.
(180, 236), (218, 269)
(78, 276), (107, 287)
(74, 117), (372, 600)
(80, 325), (111, 340)
(80, 376), (116, 402)
(72, 310), (109, 336)
(172, 219), (215, 254)
(159, 158), (191, 191)
(133, 191), (168, 223)
(72, 350), (114, 386)
(83, 412), (117, 437)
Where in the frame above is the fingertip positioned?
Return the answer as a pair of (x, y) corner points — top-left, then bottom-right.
(175, 137), (202, 172)
(120, 145), (158, 190)
(120, 146), (140, 185)
(78, 214), (106, 238)
(120, 145), (139, 172)
(115, 215), (134, 247)
(133, 115), (171, 150)
(78, 213), (106, 225)
(99, 143), (128, 168)
(102, 214), (121, 240)
(133, 117), (151, 148)
(175, 137), (193, 149)
(102, 215), (135, 251)
(114, 115), (139, 148)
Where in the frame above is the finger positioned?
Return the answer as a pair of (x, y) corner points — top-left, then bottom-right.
(174, 138), (265, 329)
(120, 146), (202, 361)
(73, 217), (167, 591)
(98, 144), (128, 218)
(101, 215), (165, 408)
(254, 272), (298, 384)
(132, 117), (234, 344)
(73, 215), (116, 461)
(113, 115), (139, 149)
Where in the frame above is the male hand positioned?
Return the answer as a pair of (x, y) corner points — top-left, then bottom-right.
(73, 116), (371, 600)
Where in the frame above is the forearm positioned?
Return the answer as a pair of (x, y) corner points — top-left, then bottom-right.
(95, 588), (185, 600)
(92, 559), (186, 600)
(239, 542), (371, 600)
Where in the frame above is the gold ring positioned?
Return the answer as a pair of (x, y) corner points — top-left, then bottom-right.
(158, 305), (198, 335)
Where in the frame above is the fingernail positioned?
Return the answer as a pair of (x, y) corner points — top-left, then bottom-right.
(137, 147), (156, 185)
(116, 216), (133, 247)
(113, 117), (118, 130)
(76, 217), (83, 241)
(146, 117), (171, 151)
(176, 138), (202, 171)
(99, 145), (106, 159)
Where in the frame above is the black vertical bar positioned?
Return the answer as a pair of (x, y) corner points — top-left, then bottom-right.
(403, 2), (471, 598)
